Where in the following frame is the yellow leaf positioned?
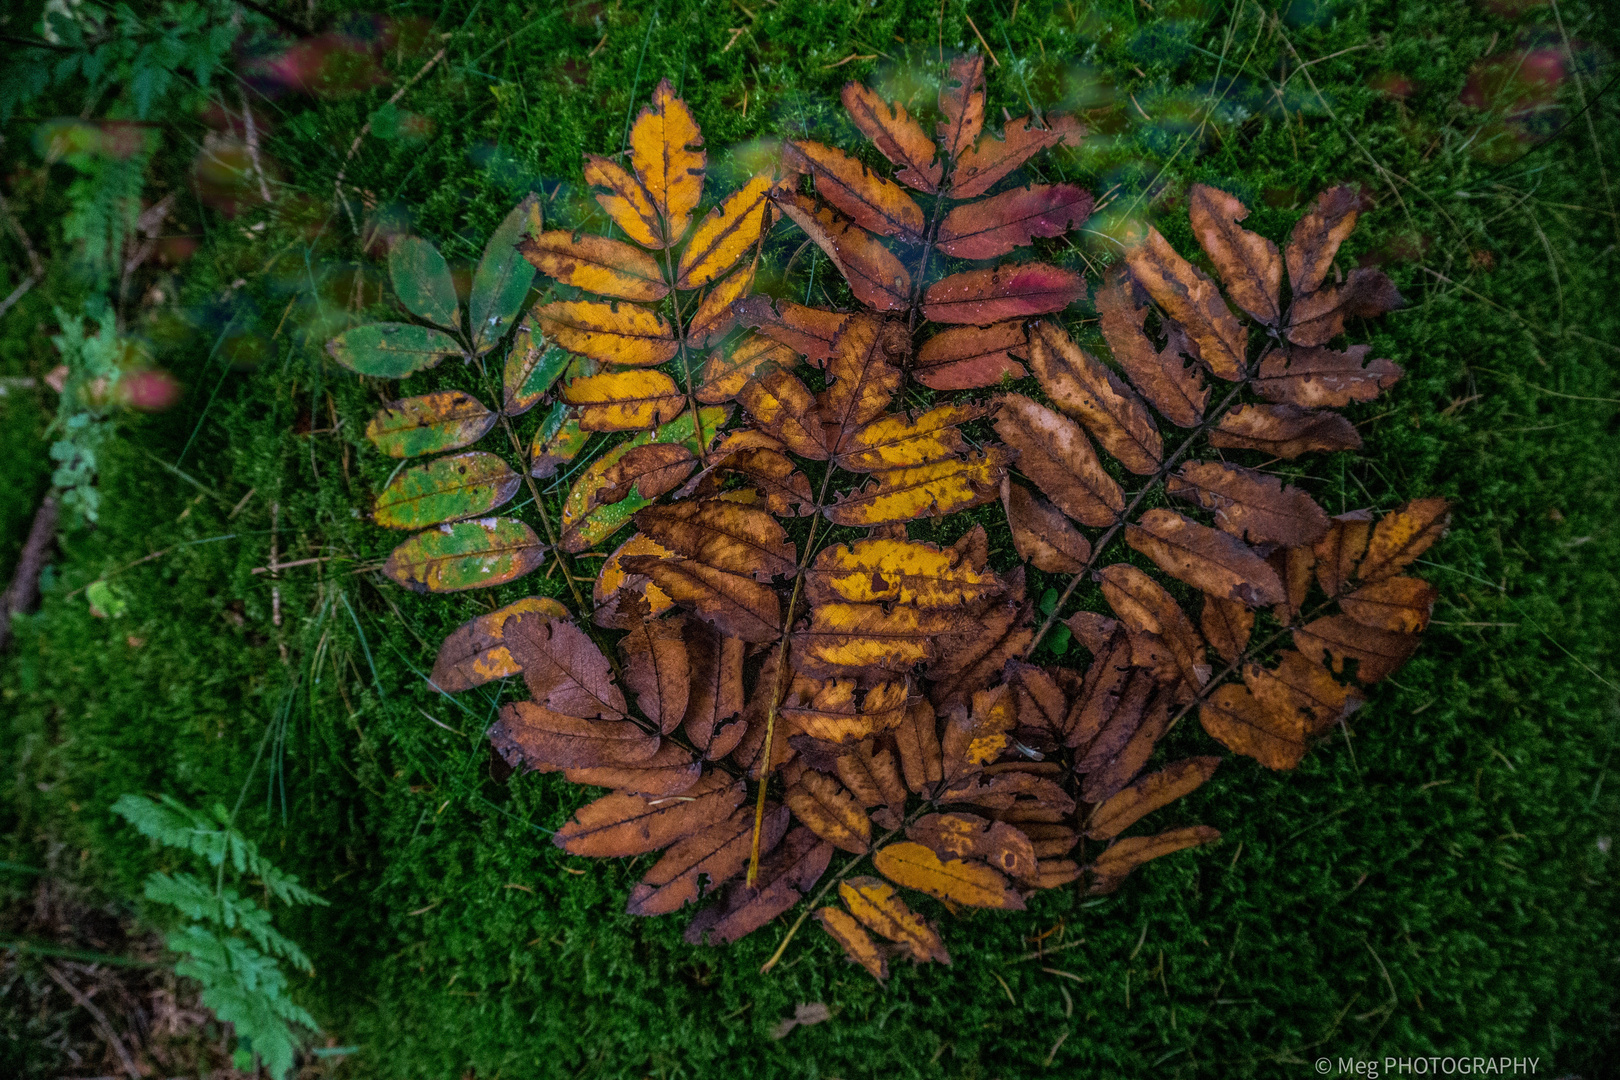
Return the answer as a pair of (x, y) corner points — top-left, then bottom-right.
(836, 403), (983, 472)
(560, 370), (686, 431)
(685, 259), (757, 347)
(823, 449), (1009, 526)
(631, 79), (705, 243)
(677, 172), (772, 289)
(534, 300), (677, 368)
(814, 906), (888, 981)
(520, 230), (669, 302)
(838, 877), (950, 964)
(873, 840), (1024, 909)
(583, 155), (665, 249)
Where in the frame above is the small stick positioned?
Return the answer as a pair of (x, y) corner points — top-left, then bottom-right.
(43, 963), (141, 1080)
(0, 495), (57, 653)
(333, 47), (447, 220)
(270, 500), (282, 627)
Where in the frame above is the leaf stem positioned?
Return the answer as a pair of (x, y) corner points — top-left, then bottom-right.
(499, 413), (588, 614)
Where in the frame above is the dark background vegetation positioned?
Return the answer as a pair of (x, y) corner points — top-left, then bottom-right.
(3, 0), (1617, 1076)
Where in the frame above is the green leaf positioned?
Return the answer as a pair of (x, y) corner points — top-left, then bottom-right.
(526, 401), (590, 480)
(470, 194), (543, 354)
(366, 391), (498, 459)
(388, 235), (461, 329)
(168, 926), (314, 1080)
(328, 323), (463, 378)
(503, 315), (571, 415)
(383, 517), (547, 593)
(373, 451), (521, 530)
(1046, 624), (1071, 655)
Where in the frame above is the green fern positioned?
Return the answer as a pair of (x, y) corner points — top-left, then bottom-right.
(113, 794), (327, 1080)
(46, 300), (126, 522)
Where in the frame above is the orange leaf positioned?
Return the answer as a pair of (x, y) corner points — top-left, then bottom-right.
(874, 840), (1025, 909)
(1095, 266), (1208, 428)
(839, 876), (951, 963)
(1124, 226), (1248, 381)
(936, 55), (986, 163)
(629, 79), (705, 243)
(534, 299), (677, 368)
(1027, 320), (1163, 475)
(994, 392), (1125, 527)
(583, 154), (665, 249)
(676, 172), (772, 288)
(1210, 403), (1362, 459)
(1187, 183), (1283, 325)
(772, 191), (911, 311)
(783, 140), (926, 243)
(950, 114), (1083, 199)
(914, 321), (1028, 390)
(519, 230), (669, 302)
(840, 81), (941, 193)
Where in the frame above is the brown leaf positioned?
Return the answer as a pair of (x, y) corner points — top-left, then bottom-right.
(874, 841), (1025, 910)
(1169, 460), (1331, 546)
(1244, 650), (1364, 738)
(950, 114), (1083, 199)
(815, 905), (889, 980)
(520, 230), (669, 302)
(507, 614), (627, 718)
(562, 740), (703, 797)
(927, 585), (1035, 710)
(942, 686), (1017, 780)
(1005, 661), (1071, 744)
(594, 533), (676, 626)
(1255, 344), (1403, 408)
(1003, 478), (1092, 574)
(1033, 859), (1083, 888)
(1271, 544), (1315, 625)
(1080, 688), (1171, 804)
(676, 172), (772, 289)
(1094, 267), (1208, 428)
(781, 681), (910, 744)
(936, 184), (1092, 260)
(553, 771), (745, 856)
(1065, 612), (1121, 657)
(733, 296), (850, 366)
(535, 300), (677, 368)
(936, 55), (986, 163)
(841, 81), (941, 192)
(1124, 226), (1248, 381)
(627, 558), (783, 644)
(681, 621), (745, 750)
(596, 444), (697, 504)
(1086, 757), (1221, 841)
(823, 450), (1009, 527)
(786, 771), (872, 853)
(923, 265), (1086, 325)
(1020, 823), (1079, 858)
(1065, 630), (1133, 751)
(1286, 185), (1366, 297)
(737, 365), (831, 460)
(560, 369), (686, 431)
(822, 314), (908, 454)
(938, 768), (1076, 818)
(1026, 321), (1163, 475)
(629, 79), (705, 244)
(1294, 615), (1418, 683)
(685, 260), (756, 347)
(431, 596), (569, 692)
(583, 154), (665, 250)
(627, 802), (788, 916)
(994, 393), (1124, 527)
(1087, 826), (1220, 893)
(908, 813), (1038, 884)
(688, 827), (833, 946)
(841, 876), (951, 964)
(1200, 683), (1307, 770)
(489, 701), (659, 771)
(1126, 509), (1286, 607)
(1340, 576), (1438, 633)
(1312, 510), (1374, 598)
(1286, 267), (1403, 347)
(1075, 668), (1154, 774)
(1357, 498), (1450, 584)
(835, 739), (907, 808)
(715, 446), (815, 517)
(698, 333), (796, 404)
(914, 321), (1028, 390)
(783, 140), (925, 243)
(621, 614), (690, 733)
(772, 191), (911, 311)
(1200, 594), (1254, 666)
(894, 699), (944, 796)
(634, 499), (796, 581)
(1187, 183), (1282, 325)
(1210, 404), (1363, 459)
(1097, 564), (1211, 695)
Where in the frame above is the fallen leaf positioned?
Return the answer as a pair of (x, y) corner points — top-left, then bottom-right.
(1210, 403), (1363, 459)
(1168, 460), (1331, 546)
(1094, 267), (1207, 428)
(1254, 344), (1403, 407)
(908, 812), (1038, 884)
(430, 596), (570, 692)
(773, 191), (911, 311)
(913, 321), (1029, 390)
(584, 154), (665, 249)
(553, 771), (745, 856)
(507, 614), (627, 718)
(784, 140), (926, 243)
(935, 183), (1092, 259)
(839, 876), (951, 963)
(630, 79), (705, 244)
(1087, 825), (1220, 893)
(596, 444), (697, 504)
(923, 265), (1086, 324)
(621, 614), (690, 733)
(949, 115), (1083, 199)
(1085, 757), (1221, 840)
(1286, 185), (1366, 297)
(627, 802), (787, 916)
(676, 172), (773, 288)
(1003, 478), (1092, 574)
(561, 369), (686, 431)
(373, 451), (520, 530)
(635, 499), (797, 581)
(874, 840), (1025, 909)
(1294, 615), (1418, 683)
(1125, 508), (1286, 607)
(936, 55), (986, 163)
(1026, 320), (1163, 475)
(383, 518), (546, 593)
(520, 229), (669, 301)
(815, 905), (888, 981)
(733, 296), (850, 366)
(1124, 226), (1247, 381)
(1187, 183), (1283, 325)
(1200, 594), (1254, 666)
(786, 770), (872, 853)
(840, 81), (940, 192)
(627, 557), (783, 643)
(687, 826), (832, 945)
(367, 391), (498, 458)
(994, 393), (1125, 527)
(535, 300), (678, 368)
(1356, 498), (1450, 584)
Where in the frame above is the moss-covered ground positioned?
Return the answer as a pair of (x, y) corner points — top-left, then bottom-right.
(3, 0), (1618, 1075)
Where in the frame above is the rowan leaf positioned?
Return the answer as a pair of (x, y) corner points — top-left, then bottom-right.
(1168, 461), (1331, 546)
(367, 391), (497, 458)
(823, 449), (1009, 527)
(733, 296), (850, 366)
(430, 596), (570, 693)
(783, 140), (925, 243)
(553, 771), (745, 856)
(1026, 320), (1163, 475)
(583, 154), (665, 249)
(949, 114), (1083, 199)
(1187, 183), (1283, 325)
(561, 369), (686, 431)
(388, 234), (460, 329)
(874, 841), (1024, 909)
(698, 334), (797, 404)
(520, 229), (669, 302)
(1294, 615), (1419, 683)
(786, 770), (872, 853)
(835, 739), (908, 809)
(1097, 563), (1211, 695)
(1312, 510), (1375, 599)
(685, 259), (757, 347)
(1210, 403), (1362, 459)
(937, 767), (1075, 819)
(815, 906), (888, 981)
(1357, 498), (1451, 584)
(595, 444), (697, 504)
(1200, 594), (1254, 666)
(710, 441), (815, 516)
(994, 393), (1125, 527)
(627, 802), (787, 917)
(1079, 688), (1171, 804)
(1286, 267), (1403, 347)
(935, 184), (1093, 260)
(630, 79), (705, 244)
(942, 685), (1017, 777)
(1255, 344), (1403, 408)
(677, 172), (773, 288)
(1005, 661), (1070, 743)
(780, 681), (910, 743)
(383, 518), (546, 593)
(839, 876), (950, 964)
(1003, 478), (1091, 574)
(772, 191), (911, 311)
(1087, 826), (1220, 893)
(1094, 267), (1208, 428)
(1124, 226), (1247, 381)
(840, 81), (941, 193)
(1340, 576), (1439, 633)
(936, 55), (986, 163)
(503, 316), (571, 415)
(506, 613), (627, 719)
(1244, 650), (1364, 738)
(736, 364), (831, 460)
(1286, 185), (1366, 297)
(563, 740), (704, 798)
(1086, 757), (1221, 841)
(1074, 671), (1155, 774)
(1126, 508), (1286, 607)
(1200, 683), (1306, 770)
(822, 314), (907, 453)
(894, 700), (944, 795)
(488, 701), (659, 771)
(469, 193), (542, 353)
(908, 813), (1038, 884)
(686, 827), (832, 945)
(534, 300), (678, 369)
(914, 321), (1028, 390)
(595, 533), (676, 624)
(373, 451), (521, 530)
(627, 557), (782, 643)
(634, 499), (796, 581)
(621, 614), (690, 733)
(328, 322), (463, 378)
(527, 401), (590, 479)
(1066, 630), (1133, 751)
(922, 265), (1086, 324)
(836, 403), (981, 472)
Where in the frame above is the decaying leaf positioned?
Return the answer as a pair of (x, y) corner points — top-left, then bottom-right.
(1126, 509), (1285, 607)
(786, 770), (872, 854)
(1210, 404), (1363, 459)
(1087, 826), (1221, 893)
(1085, 757), (1221, 841)
(815, 905), (888, 981)
(688, 827), (832, 945)
(430, 596), (570, 692)
(1187, 183), (1283, 326)
(1168, 461), (1331, 547)
(553, 771), (746, 857)
(1093, 267), (1207, 429)
(507, 613), (627, 719)
(914, 321), (1028, 390)
(620, 614), (690, 733)
(1124, 227), (1247, 381)
(1003, 478), (1091, 574)
(383, 518), (546, 593)
(873, 841), (1025, 909)
(908, 813), (1038, 884)
(994, 393), (1124, 527)
(1026, 321), (1163, 475)
(627, 803), (787, 916)
(839, 876), (950, 964)
(373, 451), (520, 530)
(367, 391), (497, 459)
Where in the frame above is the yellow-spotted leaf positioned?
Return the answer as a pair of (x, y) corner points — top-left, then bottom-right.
(561, 370), (686, 431)
(373, 451), (521, 530)
(367, 391), (497, 458)
(431, 596), (570, 692)
(631, 79), (705, 242)
(823, 449), (1009, 526)
(873, 840), (1024, 909)
(383, 517), (546, 593)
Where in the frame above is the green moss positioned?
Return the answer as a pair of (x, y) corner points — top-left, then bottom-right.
(4, 0), (1618, 1076)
